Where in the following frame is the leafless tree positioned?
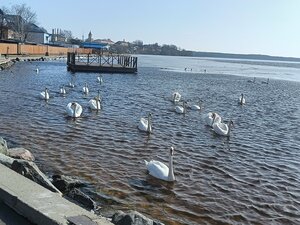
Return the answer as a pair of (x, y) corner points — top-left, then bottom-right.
(61, 30), (73, 41)
(0, 7), (9, 40)
(8, 3), (37, 42)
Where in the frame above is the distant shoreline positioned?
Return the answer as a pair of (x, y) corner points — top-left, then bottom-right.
(191, 51), (300, 63)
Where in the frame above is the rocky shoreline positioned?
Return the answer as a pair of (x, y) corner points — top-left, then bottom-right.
(0, 136), (164, 225)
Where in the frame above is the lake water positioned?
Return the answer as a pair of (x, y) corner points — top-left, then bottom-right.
(0, 55), (300, 225)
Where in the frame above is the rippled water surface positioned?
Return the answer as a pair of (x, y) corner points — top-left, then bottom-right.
(1, 55), (300, 225)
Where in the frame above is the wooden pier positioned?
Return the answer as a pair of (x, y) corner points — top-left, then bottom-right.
(67, 52), (137, 73)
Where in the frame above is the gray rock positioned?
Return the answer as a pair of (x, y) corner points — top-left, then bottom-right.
(111, 210), (164, 225)
(8, 147), (35, 161)
(0, 137), (8, 155)
(67, 188), (96, 210)
(11, 160), (62, 195)
(0, 153), (14, 167)
(52, 174), (85, 193)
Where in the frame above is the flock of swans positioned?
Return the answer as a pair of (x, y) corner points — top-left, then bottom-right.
(39, 75), (103, 118)
(39, 73), (174, 182)
(141, 90), (249, 182)
(38, 71), (251, 183)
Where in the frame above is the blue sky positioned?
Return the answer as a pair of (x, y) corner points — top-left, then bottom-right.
(2, 0), (300, 57)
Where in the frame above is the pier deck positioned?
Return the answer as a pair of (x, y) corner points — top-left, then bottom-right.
(67, 52), (137, 73)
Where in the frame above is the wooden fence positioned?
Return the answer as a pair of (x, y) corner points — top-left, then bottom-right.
(0, 43), (91, 56)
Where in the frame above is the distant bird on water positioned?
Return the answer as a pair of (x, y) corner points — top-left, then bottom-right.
(247, 77), (256, 83)
(189, 99), (202, 110)
(205, 112), (222, 127)
(89, 90), (101, 110)
(97, 75), (103, 84)
(213, 120), (234, 137)
(239, 93), (245, 105)
(138, 113), (152, 134)
(83, 83), (89, 94)
(262, 78), (269, 84)
(172, 92), (181, 103)
(40, 87), (49, 100)
(175, 101), (187, 114)
(60, 85), (66, 95)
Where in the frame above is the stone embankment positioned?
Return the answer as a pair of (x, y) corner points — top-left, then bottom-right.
(0, 54), (68, 71)
(0, 137), (164, 225)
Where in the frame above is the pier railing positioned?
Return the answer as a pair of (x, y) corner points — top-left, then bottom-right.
(67, 52), (137, 73)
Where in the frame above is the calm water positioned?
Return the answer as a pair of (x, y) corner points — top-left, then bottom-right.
(0, 55), (300, 225)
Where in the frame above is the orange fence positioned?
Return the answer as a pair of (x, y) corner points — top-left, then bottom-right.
(0, 43), (91, 55)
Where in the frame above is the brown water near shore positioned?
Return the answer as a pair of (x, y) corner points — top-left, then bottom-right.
(0, 56), (300, 224)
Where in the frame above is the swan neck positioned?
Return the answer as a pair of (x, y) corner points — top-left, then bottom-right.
(73, 104), (76, 117)
(227, 122), (232, 136)
(211, 115), (216, 126)
(147, 115), (152, 133)
(96, 100), (100, 110)
(168, 155), (175, 181)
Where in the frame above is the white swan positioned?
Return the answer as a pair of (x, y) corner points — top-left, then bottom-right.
(60, 85), (66, 95)
(89, 90), (101, 110)
(205, 112), (222, 127)
(35, 68), (39, 74)
(144, 147), (175, 182)
(247, 77), (256, 83)
(68, 82), (75, 88)
(40, 88), (49, 100)
(190, 99), (202, 110)
(138, 113), (152, 133)
(83, 83), (89, 94)
(239, 93), (245, 105)
(175, 101), (186, 114)
(262, 78), (269, 84)
(172, 92), (181, 103)
(97, 75), (103, 84)
(213, 120), (234, 136)
(66, 102), (83, 118)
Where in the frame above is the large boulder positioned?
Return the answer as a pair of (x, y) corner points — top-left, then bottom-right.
(67, 188), (96, 210)
(8, 147), (35, 161)
(111, 210), (164, 225)
(11, 160), (62, 195)
(0, 137), (8, 155)
(52, 174), (85, 193)
(0, 153), (14, 167)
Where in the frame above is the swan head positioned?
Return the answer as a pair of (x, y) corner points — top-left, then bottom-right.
(212, 112), (216, 119)
(170, 147), (174, 156)
(71, 102), (77, 109)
